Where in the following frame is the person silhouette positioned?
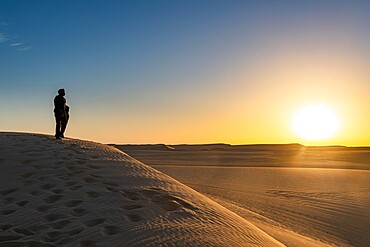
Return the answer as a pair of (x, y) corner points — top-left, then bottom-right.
(54, 89), (69, 139)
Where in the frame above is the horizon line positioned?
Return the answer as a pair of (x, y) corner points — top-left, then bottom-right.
(2, 131), (369, 148)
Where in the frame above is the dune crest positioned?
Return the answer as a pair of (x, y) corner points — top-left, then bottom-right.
(0, 132), (283, 246)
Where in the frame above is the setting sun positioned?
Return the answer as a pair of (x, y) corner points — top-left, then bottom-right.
(293, 104), (339, 140)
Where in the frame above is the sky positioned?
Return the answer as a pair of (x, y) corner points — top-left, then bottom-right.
(1, 0), (369, 145)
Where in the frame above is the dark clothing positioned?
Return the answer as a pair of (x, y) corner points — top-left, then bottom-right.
(55, 114), (68, 138)
(54, 95), (66, 116)
(54, 94), (68, 138)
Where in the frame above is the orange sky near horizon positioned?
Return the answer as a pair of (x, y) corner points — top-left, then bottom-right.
(71, 33), (369, 146)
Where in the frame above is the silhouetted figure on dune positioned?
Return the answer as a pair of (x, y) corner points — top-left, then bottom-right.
(54, 88), (69, 139)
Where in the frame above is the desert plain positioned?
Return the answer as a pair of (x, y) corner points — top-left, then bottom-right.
(117, 143), (370, 247)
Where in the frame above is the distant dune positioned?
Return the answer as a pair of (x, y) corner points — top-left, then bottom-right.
(115, 143), (304, 152)
(114, 143), (370, 170)
(0, 133), (284, 246)
(117, 143), (370, 247)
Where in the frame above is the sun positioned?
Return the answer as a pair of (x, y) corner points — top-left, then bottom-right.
(293, 104), (339, 140)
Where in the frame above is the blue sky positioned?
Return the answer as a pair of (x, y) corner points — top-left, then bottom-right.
(1, 1), (370, 144)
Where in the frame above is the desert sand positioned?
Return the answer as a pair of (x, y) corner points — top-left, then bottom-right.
(117, 144), (370, 247)
(0, 132), (284, 247)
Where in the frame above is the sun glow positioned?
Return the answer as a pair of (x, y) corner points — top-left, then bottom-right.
(293, 104), (339, 141)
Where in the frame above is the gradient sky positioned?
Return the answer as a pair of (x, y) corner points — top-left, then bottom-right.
(1, 0), (369, 145)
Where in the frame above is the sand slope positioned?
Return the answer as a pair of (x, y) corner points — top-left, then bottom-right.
(0, 133), (284, 247)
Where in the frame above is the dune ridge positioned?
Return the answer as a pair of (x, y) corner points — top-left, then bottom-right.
(0, 132), (284, 247)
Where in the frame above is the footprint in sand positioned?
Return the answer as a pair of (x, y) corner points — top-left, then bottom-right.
(100, 225), (119, 235)
(68, 185), (83, 191)
(86, 164), (101, 170)
(78, 240), (98, 247)
(106, 186), (119, 193)
(65, 165), (80, 172)
(38, 176), (49, 181)
(28, 224), (48, 232)
(65, 181), (78, 186)
(57, 174), (70, 181)
(72, 149), (84, 155)
(121, 190), (140, 201)
(158, 200), (182, 211)
(45, 229), (83, 245)
(121, 204), (144, 210)
(12, 228), (35, 236)
(74, 170), (85, 175)
(36, 205), (52, 213)
(57, 238), (74, 246)
(42, 213), (64, 222)
(22, 159), (36, 165)
(64, 200), (83, 207)
(44, 230), (63, 241)
(51, 188), (64, 194)
(3, 197), (16, 203)
(103, 181), (119, 187)
(40, 183), (57, 190)
(40, 234), (56, 243)
(125, 214), (142, 222)
(23, 179), (37, 186)
(43, 195), (63, 203)
(20, 171), (36, 178)
(0, 188), (19, 196)
(0, 235), (22, 241)
(76, 159), (87, 165)
(52, 219), (72, 229)
(32, 164), (44, 169)
(67, 228), (84, 236)
(83, 176), (98, 184)
(30, 190), (42, 196)
(15, 200), (29, 207)
(0, 224), (13, 231)
(66, 172), (75, 177)
(83, 218), (105, 227)
(54, 160), (65, 166)
(86, 191), (100, 198)
(140, 188), (198, 212)
(1, 209), (16, 215)
(70, 208), (87, 217)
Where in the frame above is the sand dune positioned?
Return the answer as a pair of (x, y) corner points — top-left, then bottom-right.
(0, 133), (284, 246)
(118, 144), (370, 247)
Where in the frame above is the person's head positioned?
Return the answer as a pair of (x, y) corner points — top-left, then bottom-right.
(58, 88), (65, 96)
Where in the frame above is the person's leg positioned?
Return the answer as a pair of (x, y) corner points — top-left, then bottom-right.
(55, 115), (62, 139)
(60, 115), (68, 138)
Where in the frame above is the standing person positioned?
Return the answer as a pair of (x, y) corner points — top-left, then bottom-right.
(54, 88), (69, 139)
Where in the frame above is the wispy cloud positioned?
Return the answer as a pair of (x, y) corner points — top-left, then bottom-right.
(0, 18), (33, 51)
(0, 17), (10, 26)
(17, 46), (33, 51)
(0, 33), (8, 43)
(9, 42), (23, 46)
